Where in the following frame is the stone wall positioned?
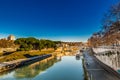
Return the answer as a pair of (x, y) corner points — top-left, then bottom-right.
(93, 47), (120, 71)
(93, 47), (120, 54)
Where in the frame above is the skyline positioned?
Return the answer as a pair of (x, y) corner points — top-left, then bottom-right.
(0, 0), (119, 42)
(0, 33), (88, 42)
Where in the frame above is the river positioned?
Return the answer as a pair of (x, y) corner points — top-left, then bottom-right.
(0, 56), (84, 80)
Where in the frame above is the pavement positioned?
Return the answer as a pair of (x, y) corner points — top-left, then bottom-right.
(84, 51), (120, 80)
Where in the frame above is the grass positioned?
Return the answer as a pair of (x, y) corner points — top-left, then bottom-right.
(0, 50), (54, 62)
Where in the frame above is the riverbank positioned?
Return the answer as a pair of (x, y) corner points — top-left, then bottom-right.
(0, 47), (79, 73)
(0, 50), (54, 62)
(0, 56), (84, 80)
(0, 54), (52, 73)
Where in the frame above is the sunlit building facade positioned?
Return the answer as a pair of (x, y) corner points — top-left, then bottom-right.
(7, 35), (15, 40)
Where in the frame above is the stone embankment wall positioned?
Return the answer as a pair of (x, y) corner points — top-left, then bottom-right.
(0, 54), (52, 72)
(93, 47), (120, 71)
(93, 47), (120, 54)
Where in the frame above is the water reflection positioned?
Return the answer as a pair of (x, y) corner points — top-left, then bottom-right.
(76, 56), (80, 60)
(0, 56), (84, 80)
(0, 57), (59, 80)
(14, 57), (59, 79)
(33, 56), (84, 80)
(96, 52), (120, 71)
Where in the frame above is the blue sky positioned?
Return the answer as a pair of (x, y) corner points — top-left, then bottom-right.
(0, 0), (119, 42)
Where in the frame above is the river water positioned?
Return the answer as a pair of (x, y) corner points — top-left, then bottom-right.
(0, 56), (84, 80)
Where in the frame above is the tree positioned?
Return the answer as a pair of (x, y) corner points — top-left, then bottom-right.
(88, 1), (120, 47)
(14, 38), (61, 51)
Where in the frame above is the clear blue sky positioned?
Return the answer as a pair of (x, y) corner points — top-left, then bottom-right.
(0, 0), (119, 42)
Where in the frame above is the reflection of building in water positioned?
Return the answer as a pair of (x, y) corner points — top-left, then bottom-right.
(57, 56), (61, 61)
(96, 52), (120, 70)
(76, 56), (80, 60)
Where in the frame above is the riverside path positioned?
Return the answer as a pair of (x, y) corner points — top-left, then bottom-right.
(83, 51), (120, 80)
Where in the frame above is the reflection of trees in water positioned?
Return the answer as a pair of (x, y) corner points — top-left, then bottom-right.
(0, 70), (13, 77)
(14, 57), (59, 79)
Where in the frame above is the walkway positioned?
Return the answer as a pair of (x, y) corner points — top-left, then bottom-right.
(84, 51), (120, 80)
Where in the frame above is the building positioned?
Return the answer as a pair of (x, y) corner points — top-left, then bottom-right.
(7, 35), (15, 40)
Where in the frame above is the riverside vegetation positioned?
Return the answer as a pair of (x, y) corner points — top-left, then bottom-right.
(0, 37), (61, 62)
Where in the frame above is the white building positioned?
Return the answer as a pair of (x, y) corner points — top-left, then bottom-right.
(7, 35), (15, 40)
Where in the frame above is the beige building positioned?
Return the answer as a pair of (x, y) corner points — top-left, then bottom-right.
(7, 35), (15, 40)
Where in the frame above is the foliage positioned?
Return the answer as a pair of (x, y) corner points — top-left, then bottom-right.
(14, 37), (61, 51)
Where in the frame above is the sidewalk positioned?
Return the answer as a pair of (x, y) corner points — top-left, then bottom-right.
(83, 51), (120, 80)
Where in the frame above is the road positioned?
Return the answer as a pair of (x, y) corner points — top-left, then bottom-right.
(84, 51), (120, 80)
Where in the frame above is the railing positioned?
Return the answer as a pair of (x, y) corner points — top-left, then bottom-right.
(97, 46), (120, 49)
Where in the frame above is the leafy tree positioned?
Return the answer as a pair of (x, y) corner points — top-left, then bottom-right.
(14, 37), (61, 51)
